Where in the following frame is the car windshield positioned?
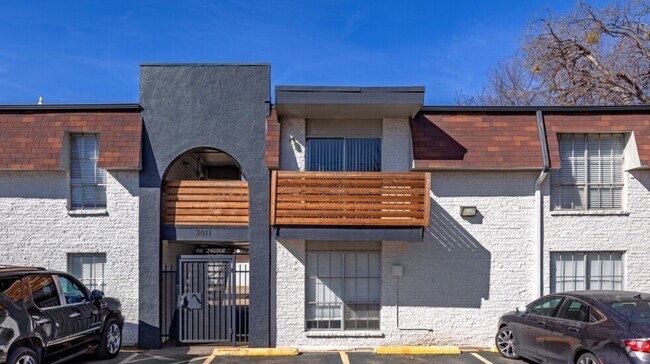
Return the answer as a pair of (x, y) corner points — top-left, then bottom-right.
(608, 300), (650, 323)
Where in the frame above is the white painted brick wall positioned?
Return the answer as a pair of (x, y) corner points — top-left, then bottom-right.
(381, 118), (411, 172)
(543, 169), (650, 294)
(275, 171), (540, 348)
(0, 170), (140, 345)
(280, 118), (306, 171)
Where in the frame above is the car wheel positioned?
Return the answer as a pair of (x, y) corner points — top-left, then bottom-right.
(7, 347), (39, 364)
(576, 352), (599, 364)
(496, 326), (521, 359)
(95, 318), (122, 359)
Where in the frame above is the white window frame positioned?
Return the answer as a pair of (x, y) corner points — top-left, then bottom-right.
(70, 133), (107, 210)
(67, 253), (107, 292)
(550, 251), (624, 293)
(551, 133), (625, 210)
(305, 251), (381, 331)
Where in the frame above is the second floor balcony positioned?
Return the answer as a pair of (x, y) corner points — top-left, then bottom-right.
(271, 171), (430, 227)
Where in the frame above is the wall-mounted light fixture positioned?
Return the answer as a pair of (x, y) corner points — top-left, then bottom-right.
(460, 206), (477, 217)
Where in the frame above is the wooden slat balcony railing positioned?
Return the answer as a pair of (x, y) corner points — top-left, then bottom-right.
(271, 171), (430, 227)
(164, 180), (249, 226)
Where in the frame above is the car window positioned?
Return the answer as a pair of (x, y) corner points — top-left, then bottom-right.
(610, 300), (650, 323)
(557, 299), (590, 322)
(0, 277), (23, 315)
(528, 296), (564, 317)
(28, 275), (61, 309)
(58, 276), (88, 304)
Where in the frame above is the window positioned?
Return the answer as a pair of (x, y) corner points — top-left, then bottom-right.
(557, 299), (591, 322)
(551, 133), (624, 210)
(28, 275), (60, 309)
(527, 296), (564, 317)
(306, 138), (381, 172)
(58, 275), (88, 304)
(68, 254), (106, 292)
(0, 277), (23, 315)
(70, 133), (107, 210)
(306, 252), (381, 330)
(551, 252), (623, 293)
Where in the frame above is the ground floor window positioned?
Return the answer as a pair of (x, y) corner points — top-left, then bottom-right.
(68, 253), (107, 292)
(306, 251), (380, 330)
(550, 251), (623, 293)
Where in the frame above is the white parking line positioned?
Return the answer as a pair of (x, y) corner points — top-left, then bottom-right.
(470, 352), (493, 364)
(171, 356), (210, 364)
(339, 351), (350, 364)
(119, 353), (140, 364)
(202, 355), (215, 364)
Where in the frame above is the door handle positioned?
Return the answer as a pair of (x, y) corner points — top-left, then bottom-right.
(69, 312), (81, 318)
(34, 317), (51, 325)
(568, 327), (580, 333)
(537, 321), (546, 325)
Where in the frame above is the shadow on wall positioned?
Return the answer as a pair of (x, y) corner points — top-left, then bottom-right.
(631, 170), (650, 192)
(391, 198), (490, 309)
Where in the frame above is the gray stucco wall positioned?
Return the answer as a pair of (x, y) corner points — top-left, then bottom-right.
(139, 64), (271, 348)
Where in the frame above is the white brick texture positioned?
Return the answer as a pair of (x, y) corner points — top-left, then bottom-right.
(0, 170), (140, 345)
(381, 118), (411, 172)
(274, 171), (540, 348)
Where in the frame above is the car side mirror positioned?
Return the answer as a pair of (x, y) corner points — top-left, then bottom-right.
(516, 305), (527, 313)
(91, 290), (105, 301)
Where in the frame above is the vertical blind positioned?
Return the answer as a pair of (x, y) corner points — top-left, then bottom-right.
(551, 134), (624, 210)
(69, 253), (107, 292)
(550, 252), (623, 293)
(306, 138), (381, 172)
(71, 134), (107, 210)
(306, 252), (381, 330)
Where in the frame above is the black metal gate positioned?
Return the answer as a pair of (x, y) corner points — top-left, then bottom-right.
(177, 255), (235, 344)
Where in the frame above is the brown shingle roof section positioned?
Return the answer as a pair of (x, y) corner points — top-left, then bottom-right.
(544, 112), (650, 169)
(0, 109), (141, 170)
(266, 108), (280, 170)
(411, 112), (542, 170)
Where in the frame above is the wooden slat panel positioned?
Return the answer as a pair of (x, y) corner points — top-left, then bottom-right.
(276, 187), (425, 195)
(163, 180), (249, 227)
(277, 171), (426, 179)
(274, 217), (426, 226)
(271, 171), (429, 227)
(276, 202), (424, 211)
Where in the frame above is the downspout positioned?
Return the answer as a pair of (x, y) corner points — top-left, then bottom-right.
(534, 110), (551, 298)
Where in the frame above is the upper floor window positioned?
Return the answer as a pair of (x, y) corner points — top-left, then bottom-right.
(70, 133), (106, 210)
(306, 138), (381, 172)
(551, 133), (624, 210)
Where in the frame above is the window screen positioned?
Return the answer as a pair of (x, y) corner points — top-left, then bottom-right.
(71, 133), (107, 210)
(306, 252), (380, 330)
(68, 253), (106, 292)
(306, 138), (381, 172)
(551, 134), (624, 210)
(551, 252), (623, 293)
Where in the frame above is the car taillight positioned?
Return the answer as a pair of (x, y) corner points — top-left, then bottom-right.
(624, 339), (650, 352)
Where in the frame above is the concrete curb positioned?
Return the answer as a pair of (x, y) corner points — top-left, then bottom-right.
(374, 346), (461, 355)
(211, 348), (300, 356)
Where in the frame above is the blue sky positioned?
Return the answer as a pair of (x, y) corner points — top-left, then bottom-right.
(1, 1), (588, 105)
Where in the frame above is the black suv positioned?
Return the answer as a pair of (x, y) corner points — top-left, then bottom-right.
(0, 266), (123, 364)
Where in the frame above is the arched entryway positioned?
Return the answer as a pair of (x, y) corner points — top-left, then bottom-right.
(160, 147), (249, 346)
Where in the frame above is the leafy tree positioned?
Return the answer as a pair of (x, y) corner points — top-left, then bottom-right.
(457, 1), (649, 105)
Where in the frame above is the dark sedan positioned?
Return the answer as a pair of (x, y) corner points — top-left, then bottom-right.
(496, 291), (650, 364)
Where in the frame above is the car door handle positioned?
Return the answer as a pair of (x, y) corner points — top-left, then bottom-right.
(34, 317), (51, 325)
(69, 312), (81, 318)
(568, 327), (580, 333)
(537, 321), (546, 325)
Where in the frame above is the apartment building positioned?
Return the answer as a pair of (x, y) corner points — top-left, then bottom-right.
(0, 64), (649, 349)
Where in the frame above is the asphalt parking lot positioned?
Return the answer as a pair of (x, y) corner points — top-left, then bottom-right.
(79, 348), (520, 364)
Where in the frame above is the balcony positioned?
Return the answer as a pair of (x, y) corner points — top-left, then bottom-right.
(271, 171), (430, 228)
(163, 180), (249, 227)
